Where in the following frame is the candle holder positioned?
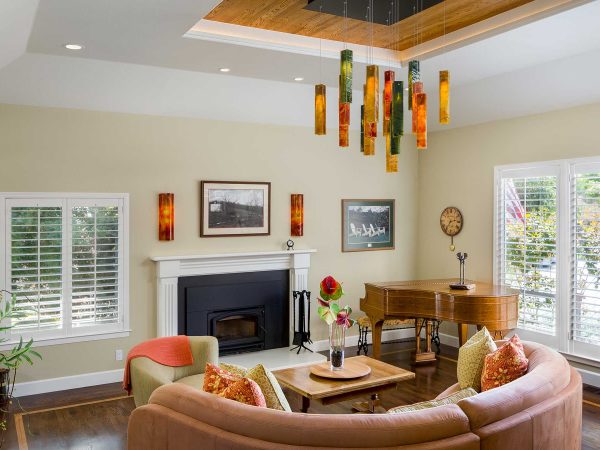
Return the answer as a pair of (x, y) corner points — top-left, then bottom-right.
(449, 252), (475, 290)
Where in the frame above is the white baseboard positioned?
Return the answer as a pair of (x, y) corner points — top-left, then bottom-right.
(14, 368), (124, 398)
(575, 367), (600, 388)
(439, 332), (459, 348)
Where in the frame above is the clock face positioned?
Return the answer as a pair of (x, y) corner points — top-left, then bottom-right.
(440, 207), (463, 237)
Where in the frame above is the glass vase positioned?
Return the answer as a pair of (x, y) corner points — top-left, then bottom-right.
(329, 323), (346, 371)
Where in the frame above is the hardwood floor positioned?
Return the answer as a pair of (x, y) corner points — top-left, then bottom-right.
(1, 341), (598, 449)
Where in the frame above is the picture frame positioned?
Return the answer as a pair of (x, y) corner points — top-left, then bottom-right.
(341, 199), (395, 252)
(201, 181), (271, 237)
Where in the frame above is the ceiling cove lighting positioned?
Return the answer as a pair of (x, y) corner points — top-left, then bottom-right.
(64, 44), (84, 50)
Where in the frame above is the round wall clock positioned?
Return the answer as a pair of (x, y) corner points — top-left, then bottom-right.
(440, 206), (463, 251)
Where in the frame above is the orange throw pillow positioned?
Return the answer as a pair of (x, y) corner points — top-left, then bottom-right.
(203, 363), (240, 394)
(481, 335), (528, 392)
(219, 377), (267, 407)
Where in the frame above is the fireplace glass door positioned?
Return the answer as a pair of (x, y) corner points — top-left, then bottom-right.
(208, 307), (265, 354)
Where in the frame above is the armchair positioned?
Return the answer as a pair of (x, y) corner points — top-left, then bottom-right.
(130, 336), (219, 407)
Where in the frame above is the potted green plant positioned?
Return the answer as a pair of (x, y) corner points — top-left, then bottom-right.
(0, 290), (42, 436)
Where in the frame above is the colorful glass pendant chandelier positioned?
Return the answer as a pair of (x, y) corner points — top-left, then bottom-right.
(315, 84), (326, 135)
(411, 81), (423, 134)
(439, 70), (450, 124)
(408, 60), (420, 111)
(415, 91), (427, 149)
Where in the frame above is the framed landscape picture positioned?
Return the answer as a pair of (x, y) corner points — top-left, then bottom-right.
(201, 181), (271, 237)
(341, 199), (395, 252)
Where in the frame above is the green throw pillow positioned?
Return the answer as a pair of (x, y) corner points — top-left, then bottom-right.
(457, 327), (497, 391)
(387, 387), (477, 414)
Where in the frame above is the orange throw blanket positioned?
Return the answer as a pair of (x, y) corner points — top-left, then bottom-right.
(123, 335), (194, 394)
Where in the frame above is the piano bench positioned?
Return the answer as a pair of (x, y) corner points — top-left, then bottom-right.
(356, 317), (442, 356)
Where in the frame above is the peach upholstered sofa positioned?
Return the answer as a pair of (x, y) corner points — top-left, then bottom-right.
(127, 341), (582, 450)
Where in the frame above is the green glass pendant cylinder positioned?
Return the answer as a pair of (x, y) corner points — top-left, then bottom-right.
(408, 60), (420, 111)
(390, 80), (404, 155)
(340, 49), (353, 104)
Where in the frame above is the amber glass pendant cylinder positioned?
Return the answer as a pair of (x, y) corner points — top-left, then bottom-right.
(339, 102), (350, 147)
(386, 133), (398, 173)
(439, 70), (450, 124)
(415, 92), (428, 149)
(290, 194), (304, 237)
(408, 60), (420, 111)
(314, 84), (326, 135)
(390, 81), (403, 155)
(158, 193), (174, 241)
(383, 70), (394, 136)
(411, 81), (423, 134)
(360, 104), (365, 153)
(365, 65), (379, 139)
(340, 49), (353, 103)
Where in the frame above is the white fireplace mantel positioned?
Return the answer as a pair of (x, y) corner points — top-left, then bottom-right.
(151, 249), (317, 337)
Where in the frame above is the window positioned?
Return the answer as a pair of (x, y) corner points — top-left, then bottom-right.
(495, 158), (600, 361)
(1, 193), (129, 346)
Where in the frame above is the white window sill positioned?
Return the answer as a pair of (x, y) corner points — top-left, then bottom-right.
(0, 330), (132, 351)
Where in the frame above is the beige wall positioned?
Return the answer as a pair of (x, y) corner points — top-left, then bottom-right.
(417, 102), (600, 336)
(0, 104), (418, 383)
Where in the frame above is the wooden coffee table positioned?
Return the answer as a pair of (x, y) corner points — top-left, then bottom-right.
(272, 355), (415, 413)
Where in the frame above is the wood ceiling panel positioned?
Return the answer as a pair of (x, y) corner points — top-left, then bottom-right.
(204, 0), (535, 51)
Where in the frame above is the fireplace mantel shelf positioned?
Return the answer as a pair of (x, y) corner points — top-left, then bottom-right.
(150, 249), (317, 263)
(151, 249), (317, 337)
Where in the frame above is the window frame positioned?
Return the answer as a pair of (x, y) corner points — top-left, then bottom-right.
(494, 156), (600, 362)
(0, 192), (130, 349)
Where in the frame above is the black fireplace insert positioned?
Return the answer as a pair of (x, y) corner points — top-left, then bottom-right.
(178, 270), (289, 355)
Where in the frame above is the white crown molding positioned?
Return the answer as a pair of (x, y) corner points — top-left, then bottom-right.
(186, 20), (402, 68)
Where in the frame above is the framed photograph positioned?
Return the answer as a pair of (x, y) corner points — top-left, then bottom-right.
(201, 181), (271, 237)
(341, 199), (395, 252)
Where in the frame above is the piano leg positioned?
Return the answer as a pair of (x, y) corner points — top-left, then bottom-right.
(371, 319), (384, 360)
(412, 319), (436, 364)
(458, 323), (469, 347)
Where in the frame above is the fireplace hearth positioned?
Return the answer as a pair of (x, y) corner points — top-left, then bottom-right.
(178, 270), (289, 355)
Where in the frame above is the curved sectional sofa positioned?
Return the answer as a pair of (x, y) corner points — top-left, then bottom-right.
(127, 341), (582, 450)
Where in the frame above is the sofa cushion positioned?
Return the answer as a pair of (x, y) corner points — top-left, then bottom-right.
(175, 373), (205, 389)
(387, 387), (477, 414)
(245, 364), (292, 412)
(457, 327), (497, 391)
(481, 335), (529, 392)
(219, 377), (267, 408)
(203, 363), (241, 394)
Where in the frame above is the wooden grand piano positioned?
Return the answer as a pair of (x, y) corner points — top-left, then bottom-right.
(360, 279), (519, 362)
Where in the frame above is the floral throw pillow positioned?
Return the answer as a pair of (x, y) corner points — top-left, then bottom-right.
(203, 363), (241, 395)
(457, 327), (497, 392)
(481, 334), (529, 392)
(245, 363), (292, 412)
(219, 377), (267, 407)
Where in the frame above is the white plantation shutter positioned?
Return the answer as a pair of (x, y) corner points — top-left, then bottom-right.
(496, 172), (559, 337)
(71, 202), (121, 328)
(2, 194), (128, 344)
(571, 168), (600, 347)
(8, 201), (64, 331)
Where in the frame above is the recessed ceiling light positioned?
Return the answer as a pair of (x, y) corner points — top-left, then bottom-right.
(294, 77), (304, 81)
(64, 43), (84, 51)
(219, 68), (231, 73)
(404, 87), (409, 91)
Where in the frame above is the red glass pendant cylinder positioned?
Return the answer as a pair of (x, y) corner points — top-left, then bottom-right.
(415, 92), (428, 149)
(339, 102), (350, 147)
(383, 70), (394, 136)
(158, 193), (174, 241)
(290, 194), (304, 236)
(412, 81), (423, 134)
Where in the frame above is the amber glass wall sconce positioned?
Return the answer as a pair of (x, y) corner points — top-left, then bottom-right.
(290, 194), (304, 237)
(158, 193), (174, 241)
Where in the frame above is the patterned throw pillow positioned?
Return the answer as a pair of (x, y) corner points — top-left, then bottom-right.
(219, 377), (267, 407)
(203, 363), (241, 394)
(219, 363), (248, 378)
(457, 327), (497, 391)
(245, 364), (292, 412)
(481, 334), (529, 392)
(387, 387), (477, 414)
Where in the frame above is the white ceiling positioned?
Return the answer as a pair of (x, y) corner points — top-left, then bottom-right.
(1, 0), (600, 131)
